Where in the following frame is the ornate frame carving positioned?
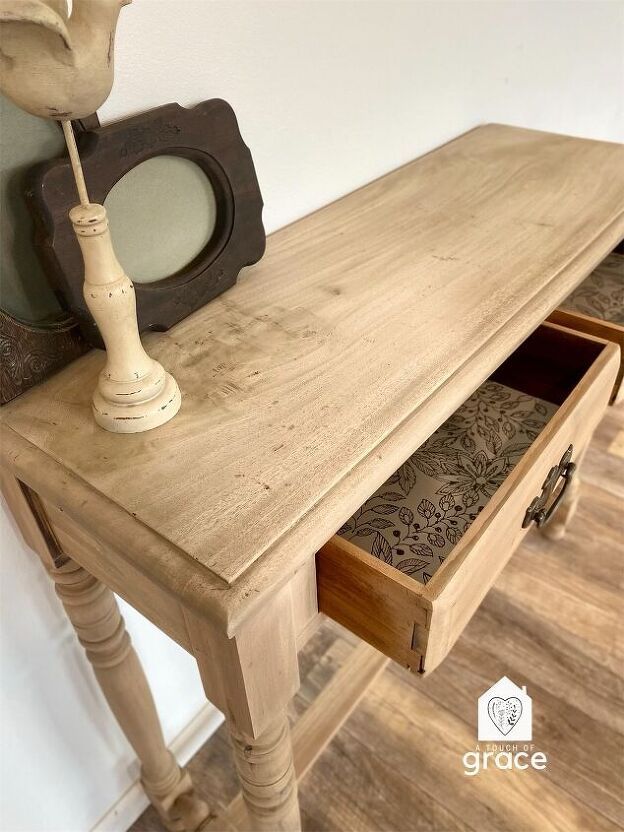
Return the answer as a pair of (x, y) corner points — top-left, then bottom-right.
(0, 309), (88, 405)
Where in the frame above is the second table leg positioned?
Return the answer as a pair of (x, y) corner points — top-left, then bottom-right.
(52, 559), (209, 832)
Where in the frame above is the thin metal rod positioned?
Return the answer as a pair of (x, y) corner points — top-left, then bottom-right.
(61, 119), (90, 206)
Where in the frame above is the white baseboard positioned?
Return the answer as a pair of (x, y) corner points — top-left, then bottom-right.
(92, 703), (224, 832)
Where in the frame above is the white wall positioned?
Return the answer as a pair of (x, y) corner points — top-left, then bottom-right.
(104, 0), (623, 235)
(1, 2), (622, 831)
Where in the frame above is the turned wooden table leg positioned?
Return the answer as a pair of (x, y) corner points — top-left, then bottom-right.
(539, 469), (581, 541)
(539, 442), (587, 542)
(229, 717), (299, 832)
(185, 583), (302, 832)
(52, 559), (209, 832)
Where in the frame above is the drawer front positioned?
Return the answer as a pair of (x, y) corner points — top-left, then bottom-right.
(317, 324), (619, 674)
(548, 308), (624, 404)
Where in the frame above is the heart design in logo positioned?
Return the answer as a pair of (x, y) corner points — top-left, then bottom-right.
(487, 696), (522, 735)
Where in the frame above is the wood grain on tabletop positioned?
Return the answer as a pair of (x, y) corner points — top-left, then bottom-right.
(3, 124), (624, 586)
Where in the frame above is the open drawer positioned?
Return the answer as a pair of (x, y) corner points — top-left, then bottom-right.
(548, 251), (624, 404)
(317, 323), (619, 675)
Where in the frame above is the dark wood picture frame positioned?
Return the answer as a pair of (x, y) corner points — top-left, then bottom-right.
(26, 99), (266, 347)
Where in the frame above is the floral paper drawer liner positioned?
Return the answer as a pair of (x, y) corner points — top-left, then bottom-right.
(560, 253), (624, 325)
(337, 381), (558, 585)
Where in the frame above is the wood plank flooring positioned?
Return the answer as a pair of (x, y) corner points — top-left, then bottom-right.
(132, 406), (624, 832)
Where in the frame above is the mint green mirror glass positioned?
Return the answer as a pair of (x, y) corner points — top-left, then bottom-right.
(0, 96), (65, 321)
(104, 155), (217, 284)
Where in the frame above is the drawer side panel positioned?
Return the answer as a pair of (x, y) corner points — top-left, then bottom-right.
(317, 537), (430, 671)
(548, 309), (624, 404)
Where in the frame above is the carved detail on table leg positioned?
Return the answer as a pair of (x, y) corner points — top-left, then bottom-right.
(539, 470), (581, 542)
(184, 581), (302, 831)
(229, 717), (299, 832)
(52, 560), (210, 832)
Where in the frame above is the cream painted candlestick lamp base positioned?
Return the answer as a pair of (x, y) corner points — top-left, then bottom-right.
(0, 0), (181, 433)
(71, 203), (181, 433)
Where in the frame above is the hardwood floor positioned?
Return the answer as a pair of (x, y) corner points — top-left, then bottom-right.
(132, 406), (624, 832)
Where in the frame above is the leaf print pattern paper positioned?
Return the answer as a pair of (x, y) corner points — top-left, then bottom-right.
(560, 253), (624, 325)
(338, 381), (557, 585)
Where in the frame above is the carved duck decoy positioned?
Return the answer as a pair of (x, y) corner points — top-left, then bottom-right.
(0, 0), (131, 120)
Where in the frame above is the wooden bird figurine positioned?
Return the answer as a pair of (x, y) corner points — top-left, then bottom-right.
(0, 0), (132, 120)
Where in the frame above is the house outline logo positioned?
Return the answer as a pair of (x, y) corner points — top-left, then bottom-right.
(478, 676), (532, 741)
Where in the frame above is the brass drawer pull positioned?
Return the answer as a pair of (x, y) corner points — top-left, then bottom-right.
(522, 445), (576, 529)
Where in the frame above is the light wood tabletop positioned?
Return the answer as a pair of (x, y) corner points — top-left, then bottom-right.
(2, 123), (623, 832)
(3, 124), (623, 606)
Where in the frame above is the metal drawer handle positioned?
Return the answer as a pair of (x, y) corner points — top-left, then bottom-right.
(522, 445), (576, 529)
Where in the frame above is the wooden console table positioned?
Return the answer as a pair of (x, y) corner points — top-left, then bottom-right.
(2, 124), (623, 831)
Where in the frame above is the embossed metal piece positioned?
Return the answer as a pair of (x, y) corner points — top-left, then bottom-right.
(522, 444), (576, 529)
(0, 308), (88, 405)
